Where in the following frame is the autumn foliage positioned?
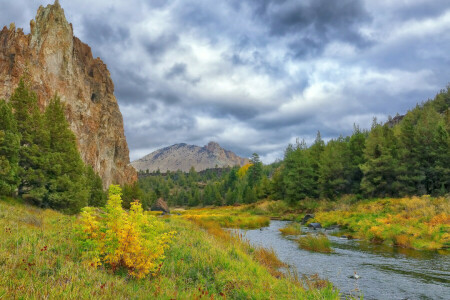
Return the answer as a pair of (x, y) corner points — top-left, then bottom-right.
(77, 185), (176, 279)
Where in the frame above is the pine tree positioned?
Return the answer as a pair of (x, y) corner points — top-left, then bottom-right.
(248, 153), (263, 188)
(0, 100), (20, 196)
(318, 136), (352, 199)
(360, 120), (401, 197)
(44, 95), (88, 213)
(10, 79), (49, 204)
(309, 131), (325, 197)
(86, 166), (106, 207)
(283, 140), (315, 204)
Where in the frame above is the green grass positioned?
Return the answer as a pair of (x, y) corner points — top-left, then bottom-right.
(297, 234), (333, 253)
(0, 198), (339, 299)
(279, 222), (303, 235)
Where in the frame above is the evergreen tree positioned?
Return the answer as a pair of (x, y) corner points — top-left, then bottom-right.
(309, 131), (325, 197)
(10, 79), (49, 204)
(283, 140), (315, 204)
(318, 136), (352, 199)
(86, 166), (106, 207)
(44, 96), (88, 213)
(248, 153), (263, 188)
(348, 125), (366, 193)
(0, 100), (20, 196)
(361, 120), (401, 197)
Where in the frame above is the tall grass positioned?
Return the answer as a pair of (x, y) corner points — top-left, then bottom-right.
(298, 234), (333, 253)
(279, 222), (303, 235)
(0, 198), (339, 299)
(313, 196), (450, 250)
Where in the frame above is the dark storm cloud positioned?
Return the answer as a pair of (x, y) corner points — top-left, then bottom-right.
(83, 17), (130, 44)
(1, 0), (449, 163)
(250, 0), (372, 58)
(142, 33), (179, 61)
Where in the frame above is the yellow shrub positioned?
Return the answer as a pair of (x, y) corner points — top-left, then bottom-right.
(77, 185), (176, 279)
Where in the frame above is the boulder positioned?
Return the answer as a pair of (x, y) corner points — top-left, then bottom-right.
(151, 198), (170, 213)
(301, 214), (315, 225)
(307, 222), (322, 230)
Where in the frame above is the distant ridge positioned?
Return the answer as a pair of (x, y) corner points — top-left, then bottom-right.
(131, 142), (250, 172)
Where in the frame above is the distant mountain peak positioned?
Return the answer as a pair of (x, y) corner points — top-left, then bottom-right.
(131, 142), (249, 173)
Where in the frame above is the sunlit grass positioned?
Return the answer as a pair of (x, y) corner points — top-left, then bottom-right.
(298, 234), (333, 253)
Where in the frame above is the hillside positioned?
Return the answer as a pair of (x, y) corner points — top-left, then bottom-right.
(0, 1), (136, 187)
(132, 141), (250, 173)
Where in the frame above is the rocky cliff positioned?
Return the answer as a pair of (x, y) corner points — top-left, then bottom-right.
(0, 1), (137, 188)
(131, 142), (250, 173)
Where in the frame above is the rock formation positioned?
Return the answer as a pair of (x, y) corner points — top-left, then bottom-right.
(151, 198), (170, 214)
(131, 141), (250, 173)
(0, 1), (137, 188)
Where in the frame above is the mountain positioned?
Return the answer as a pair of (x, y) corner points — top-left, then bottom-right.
(131, 142), (250, 173)
(0, 1), (136, 188)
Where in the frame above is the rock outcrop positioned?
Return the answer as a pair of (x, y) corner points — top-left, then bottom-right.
(131, 141), (250, 173)
(0, 1), (137, 188)
(151, 198), (170, 214)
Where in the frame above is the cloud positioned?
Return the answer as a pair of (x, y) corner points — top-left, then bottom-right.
(1, 0), (449, 163)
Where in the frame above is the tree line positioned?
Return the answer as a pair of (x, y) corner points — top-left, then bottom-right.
(0, 79), (105, 213)
(138, 87), (449, 207)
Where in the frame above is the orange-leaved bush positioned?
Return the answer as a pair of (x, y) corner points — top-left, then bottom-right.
(77, 185), (176, 279)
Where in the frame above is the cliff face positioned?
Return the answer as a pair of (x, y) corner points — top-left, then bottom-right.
(0, 1), (137, 188)
(131, 141), (250, 173)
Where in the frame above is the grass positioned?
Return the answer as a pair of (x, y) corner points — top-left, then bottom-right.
(213, 195), (449, 251)
(0, 197), (339, 299)
(298, 234), (333, 253)
(279, 222), (303, 236)
(178, 206), (270, 229)
(312, 196), (450, 250)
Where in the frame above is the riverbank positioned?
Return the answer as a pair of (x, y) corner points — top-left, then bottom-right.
(177, 195), (449, 251)
(0, 197), (338, 299)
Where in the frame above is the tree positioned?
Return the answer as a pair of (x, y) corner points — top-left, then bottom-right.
(318, 136), (352, 199)
(309, 131), (325, 197)
(85, 166), (106, 207)
(0, 100), (20, 196)
(248, 153), (263, 188)
(10, 79), (49, 204)
(44, 95), (89, 213)
(283, 140), (315, 204)
(360, 120), (401, 197)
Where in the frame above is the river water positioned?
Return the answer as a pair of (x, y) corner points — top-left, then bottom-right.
(236, 220), (450, 300)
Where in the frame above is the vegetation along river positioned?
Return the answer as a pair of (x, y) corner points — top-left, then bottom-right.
(237, 220), (450, 300)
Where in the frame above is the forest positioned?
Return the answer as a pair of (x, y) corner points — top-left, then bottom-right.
(137, 86), (450, 208)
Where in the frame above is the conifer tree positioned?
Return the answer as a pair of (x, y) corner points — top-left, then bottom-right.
(360, 120), (401, 197)
(318, 136), (352, 199)
(248, 153), (263, 188)
(0, 100), (20, 196)
(10, 79), (49, 204)
(283, 140), (315, 204)
(85, 166), (106, 207)
(44, 95), (88, 213)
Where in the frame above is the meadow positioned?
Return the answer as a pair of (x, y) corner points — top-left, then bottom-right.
(0, 197), (339, 299)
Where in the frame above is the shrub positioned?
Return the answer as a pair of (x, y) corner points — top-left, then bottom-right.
(76, 185), (176, 279)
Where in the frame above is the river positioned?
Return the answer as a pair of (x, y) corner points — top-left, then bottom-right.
(236, 220), (450, 300)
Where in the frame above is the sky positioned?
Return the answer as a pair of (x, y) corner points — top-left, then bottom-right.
(1, 0), (450, 163)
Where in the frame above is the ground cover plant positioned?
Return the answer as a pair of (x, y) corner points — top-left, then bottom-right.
(0, 196), (340, 299)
